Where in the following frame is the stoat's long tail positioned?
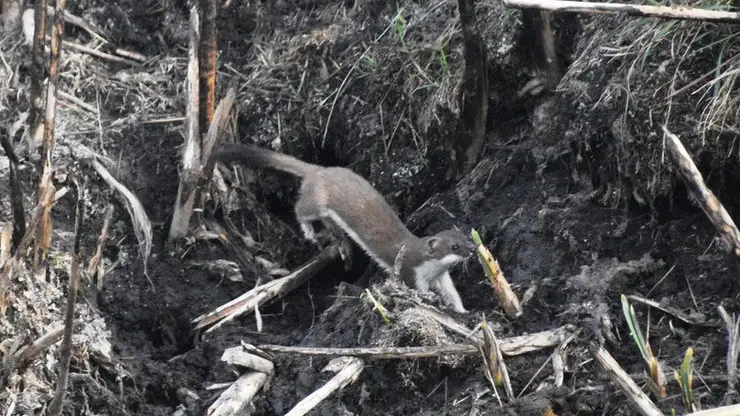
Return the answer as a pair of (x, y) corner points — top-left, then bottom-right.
(211, 143), (318, 177)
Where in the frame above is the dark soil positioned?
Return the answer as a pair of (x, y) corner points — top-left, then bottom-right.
(1, 0), (740, 415)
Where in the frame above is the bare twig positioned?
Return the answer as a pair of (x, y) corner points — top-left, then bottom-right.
(417, 303), (574, 355)
(284, 357), (364, 416)
(192, 245), (341, 332)
(48, 178), (84, 416)
(663, 127), (740, 256)
(590, 343), (662, 416)
(257, 344), (478, 359)
(62, 41), (140, 65)
(168, 6), (201, 242)
(502, 0), (740, 23)
(628, 295), (715, 327)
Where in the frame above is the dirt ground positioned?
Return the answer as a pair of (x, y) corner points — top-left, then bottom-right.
(1, 0), (740, 415)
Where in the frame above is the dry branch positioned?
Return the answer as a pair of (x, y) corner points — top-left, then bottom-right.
(453, 0), (488, 178)
(662, 127), (740, 256)
(207, 371), (271, 416)
(62, 40), (141, 65)
(168, 6), (201, 242)
(418, 303), (574, 355)
(502, 0), (740, 23)
(590, 343), (663, 416)
(199, 0), (218, 131)
(257, 344), (479, 359)
(283, 357), (364, 416)
(27, 0), (47, 149)
(12, 326), (64, 368)
(192, 245), (341, 332)
(47, 179), (84, 416)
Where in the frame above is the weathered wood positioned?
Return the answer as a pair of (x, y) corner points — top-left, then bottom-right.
(590, 343), (663, 416)
(199, 0), (218, 132)
(663, 127), (740, 257)
(168, 6), (201, 242)
(503, 0), (740, 23)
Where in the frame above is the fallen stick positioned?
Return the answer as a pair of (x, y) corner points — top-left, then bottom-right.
(12, 325), (65, 368)
(207, 371), (271, 416)
(258, 325), (570, 359)
(417, 303), (574, 355)
(502, 0), (740, 23)
(284, 357), (365, 416)
(590, 343), (662, 416)
(257, 344), (478, 359)
(628, 294), (716, 327)
(62, 40), (140, 65)
(662, 127), (740, 257)
(192, 245), (340, 332)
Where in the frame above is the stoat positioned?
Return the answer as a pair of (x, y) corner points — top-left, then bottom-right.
(212, 143), (475, 313)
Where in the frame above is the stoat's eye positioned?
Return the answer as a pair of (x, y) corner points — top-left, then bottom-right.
(451, 244), (459, 251)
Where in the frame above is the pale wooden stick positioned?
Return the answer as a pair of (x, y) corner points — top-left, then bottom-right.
(417, 303), (573, 355)
(13, 325), (65, 367)
(168, 5), (201, 241)
(62, 40), (140, 65)
(590, 343), (662, 416)
(192, 245), (340, 332)
(502, 0), (740, 23)
(257, 344), (478, 359)
(284, 357), (365, 416)
(718, 306), (740, 397)
(207, 371), (271, 416)
(663, 127), (740, 256)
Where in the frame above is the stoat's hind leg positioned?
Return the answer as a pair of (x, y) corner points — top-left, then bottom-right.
(319, 218), (353, 271)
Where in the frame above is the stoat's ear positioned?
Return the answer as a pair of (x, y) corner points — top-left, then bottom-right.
(427, 237), (441, 253)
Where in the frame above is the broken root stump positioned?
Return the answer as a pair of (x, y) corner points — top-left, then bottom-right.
(192, 245), (341, 332)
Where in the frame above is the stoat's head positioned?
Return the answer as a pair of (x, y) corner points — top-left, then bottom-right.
(424, 228), (476, 266)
